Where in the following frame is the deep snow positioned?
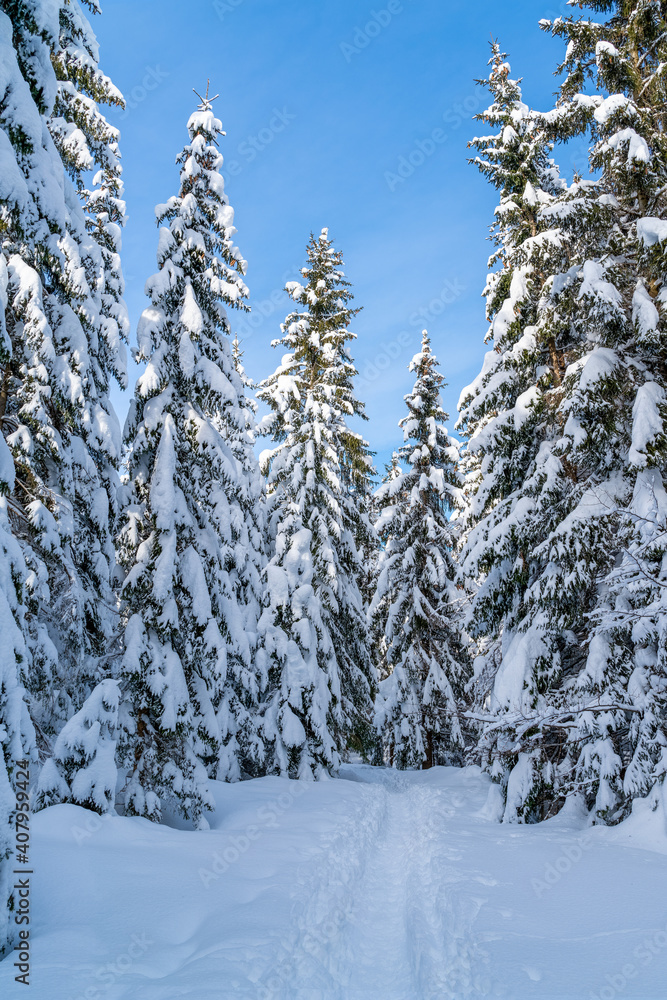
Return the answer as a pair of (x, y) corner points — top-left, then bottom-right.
(3, 764), (667, 999)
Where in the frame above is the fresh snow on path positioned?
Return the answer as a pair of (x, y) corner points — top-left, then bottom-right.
(3, 764), (667, 998)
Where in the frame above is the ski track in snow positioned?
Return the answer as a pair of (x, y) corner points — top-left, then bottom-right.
(257, 768), (494, 999)
(5, 763), (667, 999)
(332, 773), (488, 999)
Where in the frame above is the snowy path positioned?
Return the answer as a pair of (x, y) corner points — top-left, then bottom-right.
(324, 770), (486, 999)
(3, 764), (667, 999)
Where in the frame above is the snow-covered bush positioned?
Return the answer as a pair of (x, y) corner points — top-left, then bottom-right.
(35, 679), (119, 814)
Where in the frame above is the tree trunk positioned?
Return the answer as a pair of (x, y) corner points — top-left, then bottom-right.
(423, 726), (434, 770)
(0, 363), (10, 421)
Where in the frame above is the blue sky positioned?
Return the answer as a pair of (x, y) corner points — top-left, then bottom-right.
(96, 0), (588, 472)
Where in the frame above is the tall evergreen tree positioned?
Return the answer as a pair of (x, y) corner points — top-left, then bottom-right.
(366, 453), (402, 686)
(257, 228), (376, 777)
(460, 26), (667, 823)
(218, 328), (267, 778)
(535, 1), (667, 821)
(0, 434), (34, 957)
(459, 46), (572, 817)
(373, 332), (468, 769)
(459, 44), (629, 821)
(117, 87), (265, 825)
(0, 0), (128, 748)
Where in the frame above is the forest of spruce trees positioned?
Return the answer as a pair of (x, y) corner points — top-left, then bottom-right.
(2, 0), (667, 955)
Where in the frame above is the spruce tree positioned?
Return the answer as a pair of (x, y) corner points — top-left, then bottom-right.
(535, 2), (667, 821)
(0, 0), (128, 747)
(366, 453), (401, 686)
(459, 45), (628, 821)
(373, 332), (468, 769)
(218, 329), (267, 778)
(460, 29), (667, 822)
(0, 435), (34, 957)
(460, 46), (572, 817)
(257, 228), (376, 777)
(117, 87), (265, 824)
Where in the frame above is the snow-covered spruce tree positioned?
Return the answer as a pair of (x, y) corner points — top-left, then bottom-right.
(533, 2), (667, 821)
(51, 0), (127, 390)
(0, 433), (34, 957)
(366, 452), (402, 686)
(584, 469), (667, 817)
(353, 476), (381, 763)
(459, 45), (574, 817)
(0, 0), (128, 747)
(372, 332), (468, 769)
(257, 228), (376, 777)
(221, 333), (267, 778)
(222, 329), (268, 779)
(459, 45), (636, 821)
(117, 88), (265, 825)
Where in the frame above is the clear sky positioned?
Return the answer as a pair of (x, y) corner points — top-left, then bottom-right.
(95, 0), (587, 472)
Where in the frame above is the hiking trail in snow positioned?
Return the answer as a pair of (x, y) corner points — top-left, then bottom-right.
(264, 767), (490, 999)
(4, 764), (667, 999)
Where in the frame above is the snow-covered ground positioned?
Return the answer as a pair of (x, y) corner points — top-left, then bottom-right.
(3, 764), (667, 999)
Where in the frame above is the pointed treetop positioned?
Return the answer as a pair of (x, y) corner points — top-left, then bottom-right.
(409, 330), (440, 376)
(470, 39), (524, 122)
(488, 38), (511, 82)
(187, 80), (225, 144)
(193, 79), (219, 111)
(383, 450), (402, 483)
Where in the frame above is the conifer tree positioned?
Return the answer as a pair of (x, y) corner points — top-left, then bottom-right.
(366, 453), (402, 685)
(373, 333), (468, 769)
(535, 1), (667, 821)
(459, 46), (573, 816)
(0, 435), (34, 957)
(218, 329), (267, 777)
(257, 229), (376, 777)
(460, 30), (667, 822)
(0, 0), (128, 745)
(459, 45), (629, 821)
(117, 87), (265, 824)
